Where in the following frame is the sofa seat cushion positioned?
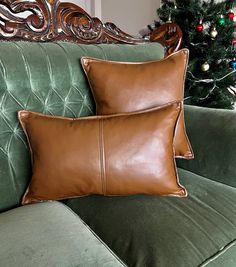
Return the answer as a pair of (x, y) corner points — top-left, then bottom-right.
(66, 168), (236, 267)
(0, 201), (125, 267)
(200, 240), (236, 267)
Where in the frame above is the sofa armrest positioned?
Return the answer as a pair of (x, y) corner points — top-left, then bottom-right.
(177, 105), (236, 188)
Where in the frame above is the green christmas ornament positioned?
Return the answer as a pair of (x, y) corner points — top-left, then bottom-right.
(218, 15), (225, 26)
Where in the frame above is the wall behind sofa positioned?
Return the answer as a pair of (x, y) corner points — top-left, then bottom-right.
(101, 0), (160, 36)
(69, 0), (160, 36)
(62, 0), (91, 13)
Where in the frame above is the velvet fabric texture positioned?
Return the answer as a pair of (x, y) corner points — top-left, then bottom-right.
(81, 49), (193, 159)
(177, 105), (236, 188)
(67, 168), (236, 267)
(19, 102), (186, 204)
(0, 201), (125, 266)
(0, 41), (164, 212)
(1, 40), (236, 267)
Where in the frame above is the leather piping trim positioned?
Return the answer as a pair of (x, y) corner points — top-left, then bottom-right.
(81, 48), (187, 65)
(179, 49), (194, 159)
(99, 119), (106, 195)
(81, 59), (101, 115)
(18, 111), (35, 204)
(198, 239), (236, 267)
(169, 102), (187, 197)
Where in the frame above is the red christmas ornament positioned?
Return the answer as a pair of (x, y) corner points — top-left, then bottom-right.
(196, 24), (204, 32)
(228, 11), (235, 20)
(232, 39), (236, 46)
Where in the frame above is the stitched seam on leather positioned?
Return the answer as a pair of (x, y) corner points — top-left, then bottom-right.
(99, 119), (105, 195)
(198, 239), (236, 267)
(101, 119), (107, 195)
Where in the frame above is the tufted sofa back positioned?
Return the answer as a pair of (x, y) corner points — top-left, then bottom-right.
(0, 41), (164, 212)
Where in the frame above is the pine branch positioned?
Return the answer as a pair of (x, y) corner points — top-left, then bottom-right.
(157, 0), (236, 109)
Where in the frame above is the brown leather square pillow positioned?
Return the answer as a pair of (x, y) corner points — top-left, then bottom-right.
(19, 102), (187, 204)
(81, 49), (193, 159)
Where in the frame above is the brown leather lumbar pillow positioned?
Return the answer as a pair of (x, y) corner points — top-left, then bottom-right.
(19, 102), (187, 204)
(81, 49), (193, 159)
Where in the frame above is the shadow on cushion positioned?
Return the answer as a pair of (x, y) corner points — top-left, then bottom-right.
(66, 168), (236, 267)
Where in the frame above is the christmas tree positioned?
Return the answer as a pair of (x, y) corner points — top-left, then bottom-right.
(157, 0), (236, 109)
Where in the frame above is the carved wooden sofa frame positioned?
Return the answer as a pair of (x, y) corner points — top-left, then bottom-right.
(1, 2), (236, 267)
(0, 0), (182, 55)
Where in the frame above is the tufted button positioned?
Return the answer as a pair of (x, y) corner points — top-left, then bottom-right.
(0, 40), (93, 211)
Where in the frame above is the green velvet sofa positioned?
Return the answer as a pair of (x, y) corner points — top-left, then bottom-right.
(1, 1), (236, 267)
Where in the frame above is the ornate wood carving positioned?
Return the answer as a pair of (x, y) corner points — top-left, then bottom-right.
(0, 0), (182, 54)
(150, 23), (183, 55)
(0, 0), (145, 44)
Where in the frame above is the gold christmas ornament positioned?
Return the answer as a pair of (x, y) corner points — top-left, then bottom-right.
(210, 27), (218, 39)
(201, 62), (210, 72)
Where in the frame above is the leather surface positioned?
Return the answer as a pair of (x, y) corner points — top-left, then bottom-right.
(0, 201), (126, 267)
(0, 41), (164, 212)
(81, 49), (193, 159)
(177, 105), (236, 188)
(67, 168), (236, 267)
(19, 102), (187, 204)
